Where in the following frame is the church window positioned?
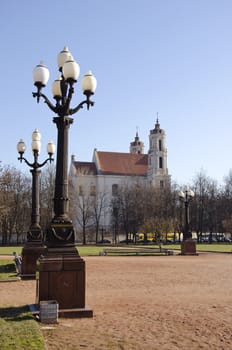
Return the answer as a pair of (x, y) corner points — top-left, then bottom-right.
(160, 180), (164, 188)
(90, 185), (96, 196)
(159, 140), (162, 151)
(159, 157), (163, 168)
(79, 185), (83, 196)
(112, 184), (118, 196)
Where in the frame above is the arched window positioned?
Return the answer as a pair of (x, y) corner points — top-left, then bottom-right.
(90, 185), (96, 196)
(79, 185), (83, 196)
(112, 184), (118, 196)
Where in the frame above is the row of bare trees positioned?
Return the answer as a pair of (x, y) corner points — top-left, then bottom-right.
(1, 161), (232, 245)
(0, 163), (55, 245)
(70, 170), (232, 244)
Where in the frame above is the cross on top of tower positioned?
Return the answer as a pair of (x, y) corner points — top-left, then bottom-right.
(155, 112), (160, 130)
(135, 126), (139, 140)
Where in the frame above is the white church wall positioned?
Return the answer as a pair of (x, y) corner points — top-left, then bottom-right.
(70, 172), (146, 232)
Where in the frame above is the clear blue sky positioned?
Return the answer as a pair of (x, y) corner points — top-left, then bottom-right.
(1, 0), (232, 185)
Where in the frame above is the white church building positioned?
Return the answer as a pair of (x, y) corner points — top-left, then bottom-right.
(69, 119), (171, 233)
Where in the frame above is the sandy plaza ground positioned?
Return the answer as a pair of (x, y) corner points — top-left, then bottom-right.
(0, 252), (232, 349)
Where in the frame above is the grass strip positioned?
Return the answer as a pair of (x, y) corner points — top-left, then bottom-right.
(196, 243), (232, 252)
(0, 260), (18, 281)
(0, 305), (45, 350)
(0, 243), (231, 257)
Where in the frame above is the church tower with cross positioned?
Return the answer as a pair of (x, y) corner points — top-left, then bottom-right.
(147, 116), (170, 188)
(130, 128), (145, 154)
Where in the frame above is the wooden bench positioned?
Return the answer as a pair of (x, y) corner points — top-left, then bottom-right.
(101, 247), (173, 256)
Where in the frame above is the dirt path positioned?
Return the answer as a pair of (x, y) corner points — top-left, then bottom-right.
(0, 253), (232, 349)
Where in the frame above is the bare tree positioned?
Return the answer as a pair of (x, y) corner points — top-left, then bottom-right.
(77, 194), (93, 244)
(191, 170), (220, 241)
(91, 191), (107, 243)
(0, 165), (31, 244)
(222, 217), (232, 240)
(111, 182), (146, 243)
(69, 180), (94, 245)
(40, 163), (56, 230)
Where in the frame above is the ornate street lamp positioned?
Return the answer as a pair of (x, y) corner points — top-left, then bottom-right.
(17, 129), (55, 278)
(32, 48), (96, 247)
(178, 187), (197, 255)
(32, 47), (96, 316)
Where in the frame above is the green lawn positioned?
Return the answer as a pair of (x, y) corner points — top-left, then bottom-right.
(0, 262), (45, 349)
(0, 243), (231, 257)
(0, 260), (18, 280)
(0, 306), (45, 350)
(0, 245), (104, 256)
(196, 243), (232, 252)
(0, 246), (22, 256)
(163, 243), (232, 253)
(77, 245), (104, 256)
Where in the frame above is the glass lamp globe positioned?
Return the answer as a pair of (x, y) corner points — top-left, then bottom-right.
(63, 57), (80, 82)
(31, 129), (41, 153)
(17, 139), (26, 154)
(52, 76), (62, 98)
(33, 62), (50, 87)
(178, 191), (185, 199)
(81, 70), (97, 94)
(57, 47), (72, 71)
(47, 140), (56, 155)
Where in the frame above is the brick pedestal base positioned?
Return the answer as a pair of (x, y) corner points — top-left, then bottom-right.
(36, 247), (93, 318)
(21, 243), (46, 279)
(181, 239), (198, 255)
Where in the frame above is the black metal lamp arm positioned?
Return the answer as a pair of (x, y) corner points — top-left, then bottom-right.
(18, 155), (54, 168)
(32, 92), (57, 113)
(38, 156), (54, 168)
(70, 97), (94, 115)
(33, 81), (94, 117)
(18, 155), (34, 168)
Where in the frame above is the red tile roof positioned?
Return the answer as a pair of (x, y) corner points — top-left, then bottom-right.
(96, 151), (148, 176)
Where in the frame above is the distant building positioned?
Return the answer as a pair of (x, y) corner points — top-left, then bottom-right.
(69, 118), (170, 233)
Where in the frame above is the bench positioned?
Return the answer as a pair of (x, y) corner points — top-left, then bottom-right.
(101, 247), (173, 256)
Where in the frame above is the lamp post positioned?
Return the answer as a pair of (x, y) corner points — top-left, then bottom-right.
(17, 129), (55, 278)
(178, 187), (197, 255)
(32, 47), (96, 316)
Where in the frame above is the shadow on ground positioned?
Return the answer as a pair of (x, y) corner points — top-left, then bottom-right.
(0, 305), (33, 321)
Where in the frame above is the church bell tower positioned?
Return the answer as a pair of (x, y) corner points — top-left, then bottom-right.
(147, 117), (170, 188)
(130, 129), (144, 154)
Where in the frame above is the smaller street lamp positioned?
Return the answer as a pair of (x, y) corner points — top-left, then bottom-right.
(178, 186), (197, 255)
(17, 129), (55, 277)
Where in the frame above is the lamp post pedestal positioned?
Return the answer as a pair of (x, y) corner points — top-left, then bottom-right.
(181, 238), (197, 255)
(37, 245), (93, 317)
(21, 241), (46, 279)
